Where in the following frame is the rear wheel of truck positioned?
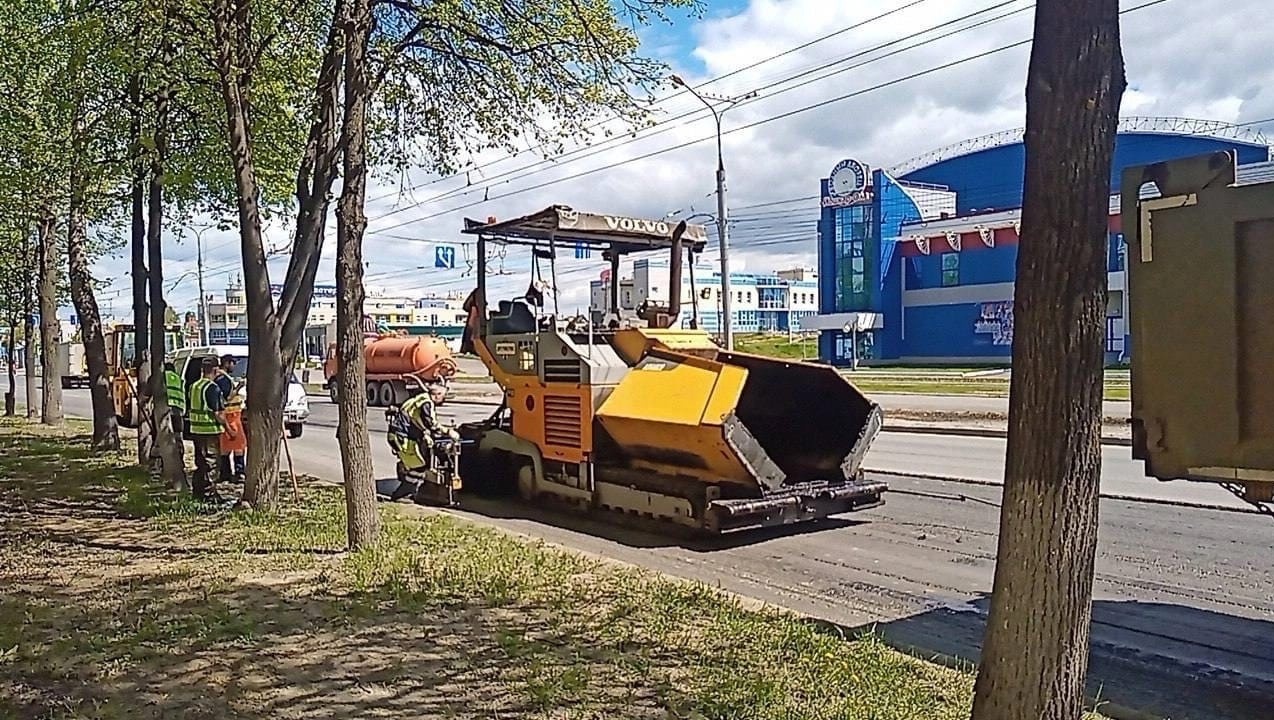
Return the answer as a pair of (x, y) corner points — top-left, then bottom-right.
(365, 381), (378, 407)
(378, 382), (396, 408)
(328, 383), (337, 404)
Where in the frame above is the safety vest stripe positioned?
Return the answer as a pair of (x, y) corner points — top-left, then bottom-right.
(187, 378), (222, 435)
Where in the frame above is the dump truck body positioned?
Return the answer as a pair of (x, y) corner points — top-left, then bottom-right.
(56, 342), (89, 389)
(1123, 151), (1274, 503)
(324, 334), (457, 406)
(455, 206), (885, 534)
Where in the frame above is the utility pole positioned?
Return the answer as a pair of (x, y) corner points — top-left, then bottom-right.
(194, 226), (209, 345)
(671, 76), (755, 351)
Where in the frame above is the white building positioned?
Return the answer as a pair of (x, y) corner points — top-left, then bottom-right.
(589, 259), (818, 334)
(206, 282), (467, 358)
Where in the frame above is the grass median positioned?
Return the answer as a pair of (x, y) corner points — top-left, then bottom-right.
(0, 418), (1100, 719)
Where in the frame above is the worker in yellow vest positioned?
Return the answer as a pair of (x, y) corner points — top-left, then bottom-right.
(215, 354), (246, 480)
(162, 361), (186, 465)
(187, 358), (230, 502)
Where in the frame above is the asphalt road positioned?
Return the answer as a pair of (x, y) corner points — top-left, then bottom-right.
(31, 387), (1274, 719)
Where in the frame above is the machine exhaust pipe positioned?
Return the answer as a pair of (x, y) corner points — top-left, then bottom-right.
(666, 220), (687, 328)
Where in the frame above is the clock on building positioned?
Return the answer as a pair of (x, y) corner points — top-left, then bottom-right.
(828, 159), (868, 199)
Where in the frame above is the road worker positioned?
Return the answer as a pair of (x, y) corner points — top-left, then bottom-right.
(187, 358), (230, 503)
(163, 361), (186, 465)
(215, 354), (246, 479)
(393, 383), (458, 473)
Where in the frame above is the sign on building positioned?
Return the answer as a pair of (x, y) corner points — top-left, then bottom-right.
(973, 301), (1014, 346)
(822, 159), (873, 208)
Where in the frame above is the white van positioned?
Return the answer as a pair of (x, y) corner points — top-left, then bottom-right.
(169, 345), (310, 438)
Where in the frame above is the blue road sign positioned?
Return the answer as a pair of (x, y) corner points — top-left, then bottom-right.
(574, 242), (590, 260)
(434, 245), (457, 269)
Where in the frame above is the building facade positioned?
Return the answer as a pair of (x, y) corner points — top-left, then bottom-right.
(809, 119), (1272, 366)
(207, 282), (467, 357)
(589, 258), (818, 334)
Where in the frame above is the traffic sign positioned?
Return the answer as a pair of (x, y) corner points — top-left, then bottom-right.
(434, 245), (457, 269)
(574, 242), (590, 260)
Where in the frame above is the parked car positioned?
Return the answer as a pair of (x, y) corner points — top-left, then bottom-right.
(169, 345), (309, 438)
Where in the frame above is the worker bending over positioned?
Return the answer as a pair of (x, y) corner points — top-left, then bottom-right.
(188, 358), (231, 503)
(394, 383), (458, 473)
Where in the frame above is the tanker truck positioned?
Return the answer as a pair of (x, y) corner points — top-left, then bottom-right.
(323, 333), (458, 407)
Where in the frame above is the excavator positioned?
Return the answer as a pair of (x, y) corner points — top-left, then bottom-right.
(104, 323), (183, 427)
(453, 206), (885, 534)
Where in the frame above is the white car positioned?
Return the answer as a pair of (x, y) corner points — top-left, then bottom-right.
(169, 345), (310, 438)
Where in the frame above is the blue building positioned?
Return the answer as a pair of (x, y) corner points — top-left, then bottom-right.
(808, 118), (1272, 366)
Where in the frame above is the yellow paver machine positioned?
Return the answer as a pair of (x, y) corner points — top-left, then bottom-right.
(457, 206), (886, 533)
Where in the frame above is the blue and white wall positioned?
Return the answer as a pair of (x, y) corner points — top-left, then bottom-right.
(813, 129), (1271, 366)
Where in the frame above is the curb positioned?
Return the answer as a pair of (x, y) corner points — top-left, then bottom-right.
(881, 423), (1133, 447)
(866, 468), (1261, 515)
(798, 618), (1162, 720)
(304, 393), (1138, 446)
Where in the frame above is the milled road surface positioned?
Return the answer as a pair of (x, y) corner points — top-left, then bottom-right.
(40, 387), (1274, 719)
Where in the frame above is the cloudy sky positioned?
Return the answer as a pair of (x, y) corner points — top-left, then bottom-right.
(90, 0), (1273, 321)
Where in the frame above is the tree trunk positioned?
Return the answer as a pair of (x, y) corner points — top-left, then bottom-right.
(213, 0), (281, 509)
(68, 159), (120, 451)
(212, 0), (345, 511)
(148, 29), (186, 491)
(336, 0), (380, 549)
(37, 206), (62, 426)
(969, 2), (1125, 720)
(5, 321), (15, 417)
(23, 230), (38, 420)
(131, 69), (153, 466)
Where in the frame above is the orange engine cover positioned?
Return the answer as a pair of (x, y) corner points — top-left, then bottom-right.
(364, 335), (456, 379)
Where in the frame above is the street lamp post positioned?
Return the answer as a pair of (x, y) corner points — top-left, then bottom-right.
(191, 226), (211, 345)
(671, 75), (755, 351)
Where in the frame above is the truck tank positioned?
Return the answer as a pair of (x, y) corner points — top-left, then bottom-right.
(329, 334), (459, 407)
(365, 335), (456, 378)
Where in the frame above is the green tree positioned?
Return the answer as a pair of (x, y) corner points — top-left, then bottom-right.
(333, 0), (696, 546)
(970, 0), (1125, 718)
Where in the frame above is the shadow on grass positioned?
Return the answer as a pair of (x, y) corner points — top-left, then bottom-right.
(0, 420), (975, 720)
(0, 534), (748, 720)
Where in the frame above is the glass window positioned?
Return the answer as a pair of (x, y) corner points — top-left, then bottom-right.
(1107, 290), (1123, 318)
(941, 253), (960, 287)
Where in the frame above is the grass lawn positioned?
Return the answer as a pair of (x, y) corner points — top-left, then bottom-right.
(850, 378), (1131, 401)
(731, 333), (818, 360)
(0, 418), (1004, 720)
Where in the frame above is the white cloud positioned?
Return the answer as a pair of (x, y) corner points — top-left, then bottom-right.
(94, 0), (1273, 323)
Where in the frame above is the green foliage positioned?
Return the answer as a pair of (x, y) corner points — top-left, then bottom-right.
(368, 0), (702, 177)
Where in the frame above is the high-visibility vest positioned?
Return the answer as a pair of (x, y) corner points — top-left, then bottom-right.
(164, 371), (186, 413)
(400, 392), (437, 430)
(187, 378), (222, 435)
(217, 370), (244, 411)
